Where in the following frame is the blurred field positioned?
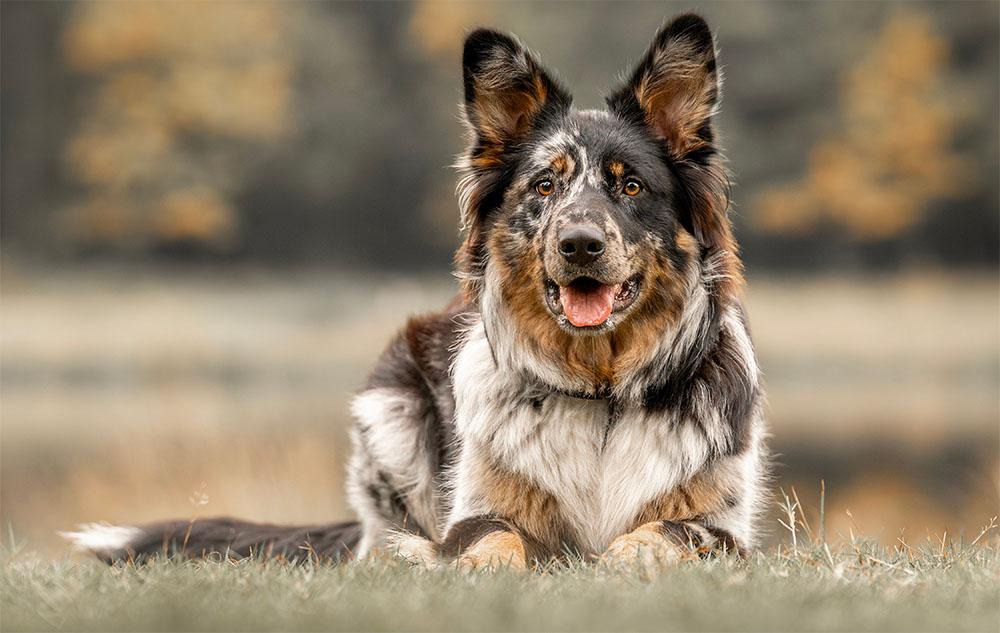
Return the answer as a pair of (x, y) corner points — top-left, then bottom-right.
(1, 269), (998, 554)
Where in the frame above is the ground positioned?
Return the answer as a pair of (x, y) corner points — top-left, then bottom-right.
(3, 534), (998, 632)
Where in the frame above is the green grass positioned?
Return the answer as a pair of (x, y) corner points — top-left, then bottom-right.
(3, 532), (998, 633)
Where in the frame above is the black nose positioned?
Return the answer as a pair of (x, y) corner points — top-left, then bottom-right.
(558, 224), (606, 265)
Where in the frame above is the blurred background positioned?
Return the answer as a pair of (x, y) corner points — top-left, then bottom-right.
(2, 1), (997, 554)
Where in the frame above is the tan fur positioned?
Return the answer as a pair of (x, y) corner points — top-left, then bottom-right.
(492, 226), (697, 390)
(551, 153), (573, 176)
(627, 27), (745, 284)
(472, 458), (571, 552)
(604, 235), (695, 380)
(630, 463), (736, 529)
(457, 530), (528, 571)
(635, 36), (716, 158)
(601, 521), (694, 579)
(457, 46), (560, 302)
(608, 159), (625, 180)
(471, 58), (550, 148)
(385, 531), (441, 569)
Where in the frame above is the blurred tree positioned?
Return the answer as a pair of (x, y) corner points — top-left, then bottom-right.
(2, 1), (995, 269)
(752, 10), (969, 239)
(409, 0), (494, 63)
(60, 1), (293, 251)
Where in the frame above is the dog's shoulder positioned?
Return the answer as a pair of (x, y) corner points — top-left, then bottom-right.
(364, 296), (473, 392)
(355, 295), (477, 440)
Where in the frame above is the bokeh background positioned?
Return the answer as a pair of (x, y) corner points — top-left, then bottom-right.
(2, 1), (997, 554)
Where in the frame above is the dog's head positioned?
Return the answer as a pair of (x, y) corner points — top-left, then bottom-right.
(456, 15), (740, 384)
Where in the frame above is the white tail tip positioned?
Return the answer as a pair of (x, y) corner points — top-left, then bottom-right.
(59, 522), (140, 553)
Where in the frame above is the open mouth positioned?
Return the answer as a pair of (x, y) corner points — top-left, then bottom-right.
(544, 275), (642, 328)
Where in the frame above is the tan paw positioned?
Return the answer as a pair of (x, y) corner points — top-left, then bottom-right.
(456, 531), (528, 572)
(384, 532), (441, 569)
(601, 522), (695, 580)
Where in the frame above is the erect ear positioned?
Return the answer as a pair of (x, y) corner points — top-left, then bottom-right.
(606, 14), (720, 160)
(607, 14), (735, 260)
(455, 29), (571, 302)
(462, 28), (571, 162)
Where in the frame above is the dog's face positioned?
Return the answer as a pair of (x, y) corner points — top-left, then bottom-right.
(502, 110), (691, 334)
(456, 15), (737, 374)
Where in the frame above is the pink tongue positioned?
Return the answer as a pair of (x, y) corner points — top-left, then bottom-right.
(560, 283), (618, 327)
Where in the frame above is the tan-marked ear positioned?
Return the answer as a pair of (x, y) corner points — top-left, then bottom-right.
(607, 14), (719, 159)
(463, 29), (571, 157)
(455, 29), (571, 301)
(606, 14), (736, 262)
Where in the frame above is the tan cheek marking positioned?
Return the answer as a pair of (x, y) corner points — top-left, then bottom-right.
(609, 247), (685, 379)
(491, 230), (616, 386)
(457, 531), (527, 571)
(489, 216), (721, 389)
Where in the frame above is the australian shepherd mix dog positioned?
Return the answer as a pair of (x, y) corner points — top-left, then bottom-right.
(66, 14), (766, 573)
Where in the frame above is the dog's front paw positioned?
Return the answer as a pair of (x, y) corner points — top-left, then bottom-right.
(600, 522), (695, 580)
(384, 532), (442, 569)
(456, 531), (528, 572)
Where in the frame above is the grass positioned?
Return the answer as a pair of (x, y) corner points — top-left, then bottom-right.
(3, 520), (998, 633)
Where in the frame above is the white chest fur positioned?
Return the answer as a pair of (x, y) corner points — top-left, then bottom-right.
(449, 324), (713, 553)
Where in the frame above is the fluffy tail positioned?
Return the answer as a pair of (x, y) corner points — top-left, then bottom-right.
(61, 517), (362, 564)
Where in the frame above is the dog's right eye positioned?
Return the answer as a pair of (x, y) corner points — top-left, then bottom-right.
(623, 178), (643, 196)
(535, 179), (555, 196)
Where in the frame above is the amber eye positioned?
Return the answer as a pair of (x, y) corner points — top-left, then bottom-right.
(623, 179), (642, 196)
(535, 179), (555, 196)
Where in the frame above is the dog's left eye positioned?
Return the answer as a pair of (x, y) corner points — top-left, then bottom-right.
(535, 179), (555, 196)
(623, 179), (642, 196)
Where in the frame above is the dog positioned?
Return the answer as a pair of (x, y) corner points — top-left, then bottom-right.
(64, 13), (766, 572)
